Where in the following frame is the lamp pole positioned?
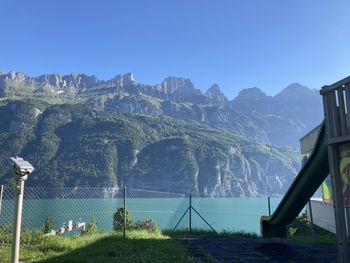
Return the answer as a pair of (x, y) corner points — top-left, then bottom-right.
(11, 177), (26, 263)
(9, 157), (34, 263)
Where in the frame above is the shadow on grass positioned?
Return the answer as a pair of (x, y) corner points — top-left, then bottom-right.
(166, 229), (258, 239)
(36, 234), (194, 263)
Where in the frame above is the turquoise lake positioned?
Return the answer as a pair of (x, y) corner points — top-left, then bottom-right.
(0, 197), (282, 235)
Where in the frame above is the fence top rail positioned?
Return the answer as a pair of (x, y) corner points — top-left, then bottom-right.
(21, 186), (119, 190)
(128, 187), (187, 197)
(320, 75), (350, 95)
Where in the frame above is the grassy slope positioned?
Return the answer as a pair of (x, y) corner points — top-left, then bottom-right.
(0, 231), (195, 263)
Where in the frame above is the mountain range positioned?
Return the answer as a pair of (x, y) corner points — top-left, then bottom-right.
(0, 71), (325, 196)
(0, 71), (323, 147)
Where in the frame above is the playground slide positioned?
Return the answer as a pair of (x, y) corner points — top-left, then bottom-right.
(261, 122), (329, 237)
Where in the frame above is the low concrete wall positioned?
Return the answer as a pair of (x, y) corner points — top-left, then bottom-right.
(308, 199), (336, 234)
(307, 199), (350, 236)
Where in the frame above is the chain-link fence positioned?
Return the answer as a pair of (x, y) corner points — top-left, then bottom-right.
(175, 195), (281, 234)
(0, 185), (282, 246)
(302, 196), (348, 241)
(0, 186), (123, 246)
(287, 189), (339, 246)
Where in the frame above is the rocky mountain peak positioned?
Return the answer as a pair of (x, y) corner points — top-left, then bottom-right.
(108, 72), (137, 88)
(156, 77), (208, 104)
(274, 83), (318, 101)
(65, 74), (100, 90)
(6, 71), (28, 81)
(35, 74), (62, 86)
(207, 84), (221, 94)
(205, 84), (228, 105)
(122, 73), (136, 83)
(235, 87), (268, 101)
(162, 76), (193, 89)
(161, 77), (197, 95)
(31, 73), (101, 92)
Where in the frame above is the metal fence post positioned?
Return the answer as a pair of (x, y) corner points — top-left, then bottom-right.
(268, 196), (271, 216)
(12, 180), (25, 263)
(308, 200), (315, 237)
(189, 194), (192, 233)
(0, 185), (3, 214)
(123, 186), (126, 240)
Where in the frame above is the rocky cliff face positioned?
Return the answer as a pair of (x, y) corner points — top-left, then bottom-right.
(127, 138), (297, 196)
(0, 71), (101, 95)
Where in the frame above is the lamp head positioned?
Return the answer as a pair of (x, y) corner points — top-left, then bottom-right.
(9, 157), (34, 181)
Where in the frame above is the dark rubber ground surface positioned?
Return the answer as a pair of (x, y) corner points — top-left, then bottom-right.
(178, 237), (340, 263)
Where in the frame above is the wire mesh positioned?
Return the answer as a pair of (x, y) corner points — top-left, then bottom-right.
(288, 197), (337, 249)
(0, 186), (122, 246)
(307, 198), (336, 234)
(126, 188), (188, 231)
(190, 196), (281, 234)
(0, 184), (289, 247)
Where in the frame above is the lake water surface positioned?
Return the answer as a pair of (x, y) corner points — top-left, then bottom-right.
(0, 197), (282, 235)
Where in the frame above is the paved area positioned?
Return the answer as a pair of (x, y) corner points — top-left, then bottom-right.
(178, 237), (340, 263)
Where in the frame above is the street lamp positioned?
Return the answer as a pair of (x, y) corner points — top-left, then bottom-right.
(9, 157), (34, 263)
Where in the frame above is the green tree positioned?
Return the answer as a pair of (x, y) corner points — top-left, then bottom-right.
(113, 207), (132, 232)
(42, 216), (54, 234)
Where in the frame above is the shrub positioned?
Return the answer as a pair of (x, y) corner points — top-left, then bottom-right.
(287, 211), (332, 236)
(132, 219), (158, 232)
(81, 217), (98, 235)
(21, 229), (45, 245)
(42, 216), (54, 234)
(113, 207), (132, 231)
(0, 223), (12, 244)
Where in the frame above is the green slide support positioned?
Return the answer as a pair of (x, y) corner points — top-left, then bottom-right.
(261, 122), (329, 238)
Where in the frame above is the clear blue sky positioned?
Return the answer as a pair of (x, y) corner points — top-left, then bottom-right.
(1, 0), (350, 99)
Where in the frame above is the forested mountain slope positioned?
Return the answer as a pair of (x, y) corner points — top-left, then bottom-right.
(0, 99), (299, 196)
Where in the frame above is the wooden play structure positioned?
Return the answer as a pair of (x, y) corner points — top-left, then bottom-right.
(320, 77), (350, 263)
(261, 76), (350, 263)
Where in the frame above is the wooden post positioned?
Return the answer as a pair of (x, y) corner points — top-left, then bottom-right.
(327, 144), (348, 263)
(322, 87), (349, 263)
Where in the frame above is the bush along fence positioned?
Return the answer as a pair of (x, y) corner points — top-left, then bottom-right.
(0, 185), (284, 246)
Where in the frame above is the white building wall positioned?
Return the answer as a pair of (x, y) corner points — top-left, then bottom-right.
(308, 199), (350, 236)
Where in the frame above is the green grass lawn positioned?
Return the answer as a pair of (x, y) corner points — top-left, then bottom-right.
(0, 231), (196, 263)
(0, 219), (341, 263)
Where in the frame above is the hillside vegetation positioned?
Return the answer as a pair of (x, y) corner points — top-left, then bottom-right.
(0, 99), (299, 196)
